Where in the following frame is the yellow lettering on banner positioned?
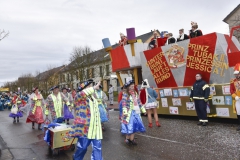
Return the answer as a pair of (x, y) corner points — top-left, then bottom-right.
(147, 52), (171, 85)
(187, 43), (228, 77)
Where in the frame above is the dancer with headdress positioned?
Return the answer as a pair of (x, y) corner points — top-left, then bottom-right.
(62, 87), (74, 125)
(45, 85), (70, 123)
(119, 32), (128, 46)
(25, 87), (45, 130)
(9, 92), (23, 123)
(140, 79), (160, 128)
(121, 80), (146, 145)
(68, 80), (103, 160)
(94, 85), (108, 130)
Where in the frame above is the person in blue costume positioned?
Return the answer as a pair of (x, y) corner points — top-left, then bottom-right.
(22, 92), (29, 103)
(62, 87), (74, 125)
(0, 93), (4, 111)
(121, 80), (146, 145)
(93, 85), (108, 130)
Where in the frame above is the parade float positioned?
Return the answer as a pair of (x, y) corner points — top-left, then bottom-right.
(102, 26), (240, 119)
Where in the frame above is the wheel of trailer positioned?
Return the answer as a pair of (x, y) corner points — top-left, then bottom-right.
(52, 148), (59, 156)
(70, 144), (75, 151)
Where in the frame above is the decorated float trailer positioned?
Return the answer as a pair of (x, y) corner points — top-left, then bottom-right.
(102, 27), (240, 119)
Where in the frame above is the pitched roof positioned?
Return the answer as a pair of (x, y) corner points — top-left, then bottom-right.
(63, 30), (158, 72)
(36, 65), (65, 81)
(223, 4), (240, 23)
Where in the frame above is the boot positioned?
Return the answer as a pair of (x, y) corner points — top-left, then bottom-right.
(66, 119), (70, 125)
(129, 139), (137, 145)
(156, 121), (161, 127)
(125, 139), (130, 145)
(17, 118), (19, 123)
(38, 124), (42, 130)
(32, 122), (35, 129)
(13, 118), (16, 123)
(148, 123), (152, 128)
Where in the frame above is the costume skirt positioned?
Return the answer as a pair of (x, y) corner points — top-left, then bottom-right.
(121, 110), (145, 134)
(98, 104), (108, 123)
(9, 111), (23, 118)
(63, 104), (74, 119)
(145, 102), (158, 109)
(26, 106), (44, 124)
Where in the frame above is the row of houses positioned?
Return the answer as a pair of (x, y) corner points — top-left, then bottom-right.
(5, 30), (159, 96)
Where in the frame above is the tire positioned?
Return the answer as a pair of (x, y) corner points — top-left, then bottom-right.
(70, 144), (75, 151)
(52, 148), (59, 156)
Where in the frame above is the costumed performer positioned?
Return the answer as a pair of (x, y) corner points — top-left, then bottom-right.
(121, 80), (146, 145)
(62, 87), (74, 125)
(230, 63), (240, 131)
(68, 80), (103, 160)
(25, 87), (45, 130)
(119, 33), (128, 46)
(45, 85), (70, 123)
(9, 92), (23, 123)
(93, 85), (108, 130)
(140, 79), (160, 128)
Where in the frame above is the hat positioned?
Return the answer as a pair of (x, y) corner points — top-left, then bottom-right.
(49, 85), (59, 91)
(77, 79), (94, 92)
(120, 33), (125, 37)
(234, 63), (240, 74)
(125, 80), (135, 88)
(141, 79), (150, 88)
(62, 87), (67, 91)
(191, 21), (197, 26)
(32, 87), (38, 92)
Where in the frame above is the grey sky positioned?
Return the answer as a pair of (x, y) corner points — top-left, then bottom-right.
(0, 0), (239, 86)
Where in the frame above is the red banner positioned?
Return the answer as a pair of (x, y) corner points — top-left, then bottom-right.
(110, 47), (130, 72)
(144, 48), (177, 88)
(183, 33), (217, 86)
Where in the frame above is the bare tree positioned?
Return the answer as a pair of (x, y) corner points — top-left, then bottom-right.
(0, 29), (9, 41)
(67, 46), (95, 85)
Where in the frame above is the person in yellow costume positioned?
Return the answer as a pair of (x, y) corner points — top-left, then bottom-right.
(45, 85), (70, 123)
(230, 63), (240, 131)
(25, 87), (45, 130)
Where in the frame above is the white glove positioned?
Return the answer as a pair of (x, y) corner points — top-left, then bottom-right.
(93, 81), (101, 90)
(235, 96), (239, 101)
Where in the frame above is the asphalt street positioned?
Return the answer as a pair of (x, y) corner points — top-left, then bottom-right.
(1, 107), (240, 160)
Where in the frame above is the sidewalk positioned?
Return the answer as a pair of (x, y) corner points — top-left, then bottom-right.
(0, 135), (13, 160)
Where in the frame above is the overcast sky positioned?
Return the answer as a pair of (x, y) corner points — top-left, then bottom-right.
(0, 0), (239, 87)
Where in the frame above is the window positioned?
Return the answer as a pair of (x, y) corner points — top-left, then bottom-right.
(76, 71), (79, 80)
(106, 65), (110, 76)
(87, 69), (89, 79)
(92, 68), (94, 78)
(99, 66), (103, 76)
